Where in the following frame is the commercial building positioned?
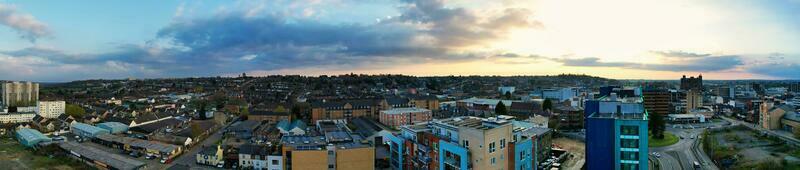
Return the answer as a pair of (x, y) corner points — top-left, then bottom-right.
(71, 122), (110, 138)
(58, 141), (146, 170)
(379, 107), (432, 127)
(680, 75), (703, 91)
(16, 128), (51, 147)
(585, 89), (649, 170)
(95, 133), (183, 161)
(642, 88), (670, 116)
(541, 87), (577, 102)
(2, 81), (39, 107)
(97, 122), (130, 134)
(281, 120), (374, 170)
(37, 101), (65, 118)
(387, 116), (552, 170)
(456, 97), (518, 115)
(686, 89), (703, 113)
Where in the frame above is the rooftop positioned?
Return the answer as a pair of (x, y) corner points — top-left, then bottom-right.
(434, 116), (511, 130)
(58, 142), (146, 170)
(381, 107), (431, 115)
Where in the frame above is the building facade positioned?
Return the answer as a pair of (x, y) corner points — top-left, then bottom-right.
(585, 88), (649, 170)
(686, 89), (703, 113)
(38, 101), (65, 118)
(387, 116), (551, 170)
(379, 107), (432, 127)
(2, 82), (39, 107)
(680, 75), (703, 91)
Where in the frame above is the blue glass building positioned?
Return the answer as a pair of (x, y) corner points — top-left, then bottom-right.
(585, 89), (649, 170)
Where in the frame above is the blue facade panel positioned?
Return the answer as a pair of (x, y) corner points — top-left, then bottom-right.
(586, 118), (615, 170)
(439, 141), (468, 170)
(513, 139), (533, 170)
(387, 134), (405, 170)
(585, 100), (599, 119)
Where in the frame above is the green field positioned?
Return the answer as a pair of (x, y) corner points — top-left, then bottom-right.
(649, 131), (679, 147)
(0, 137), (93, 170)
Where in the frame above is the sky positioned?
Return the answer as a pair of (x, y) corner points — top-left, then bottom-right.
(1, 0), (799, 82)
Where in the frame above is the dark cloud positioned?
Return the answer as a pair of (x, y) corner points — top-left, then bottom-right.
(0, 3), (51, 43)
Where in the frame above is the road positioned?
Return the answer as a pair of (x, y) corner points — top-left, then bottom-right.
(650, 123), (721, 170)
(170, 120), (236, 169)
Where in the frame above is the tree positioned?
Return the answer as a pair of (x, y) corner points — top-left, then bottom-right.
(65, 104), (86, 118)
(649, 112), (666, 139)
(504, 91), (513, 99)
(548, 115), (560, 131)
(495, 101), (508, 115)
(190, 123), (204, 138)
(240, 107), (250, 120)
(542, 99), (553, 111)
(794, 129), (800, 139)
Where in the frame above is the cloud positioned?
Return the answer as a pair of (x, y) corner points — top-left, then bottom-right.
(0, 3), (51, 42)
(240, 54), (257, 61)
(555, 55), (743, 72)
(650, 50), (711, 58)
(746, 54), (800, 79)
(0, 0), (542, 81)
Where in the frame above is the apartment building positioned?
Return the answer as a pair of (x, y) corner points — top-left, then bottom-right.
(38, 101), (65, 118)
(280, 120), (374, 170)
(379, 107), (432, 127)
(387, 116), (552, 170)
(585, 88), (649, 170)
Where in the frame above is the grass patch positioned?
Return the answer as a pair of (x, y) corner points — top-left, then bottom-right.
(649, 131), (679, 147)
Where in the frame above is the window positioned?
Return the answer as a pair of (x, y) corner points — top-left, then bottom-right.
(463, 140), (470, 147)
(621, 151), (639, 161)
(500, 139), (506, 149)
(491, 157), (496, 165)
(272, 160), (279, 165)
(489, 142), (496, 153)
(621, 125), (639, 135)
(621, 139), (639, 148)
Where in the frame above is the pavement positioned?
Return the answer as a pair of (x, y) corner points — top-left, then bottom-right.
(650, 121), (721, 170)
(170, 120), (236, 169)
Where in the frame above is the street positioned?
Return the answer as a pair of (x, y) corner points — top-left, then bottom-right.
(649, 121), (724, 170)
(169, 120), (235, 169)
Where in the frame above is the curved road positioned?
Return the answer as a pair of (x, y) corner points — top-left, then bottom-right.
(650, 125), (719, 170)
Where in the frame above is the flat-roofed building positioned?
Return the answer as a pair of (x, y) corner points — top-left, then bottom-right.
(71, 122), (110, 138)
(379, 107), (432, 128)
(281, 120), (374, 170)
(38, 101), (65, 118)
(16, 128), (51, 147)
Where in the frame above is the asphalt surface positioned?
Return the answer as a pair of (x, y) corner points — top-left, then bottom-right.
(650, 122), (722, 170)
(169, 120), (234, 169)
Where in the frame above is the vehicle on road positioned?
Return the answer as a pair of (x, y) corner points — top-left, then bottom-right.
(693, 161), (701, 169)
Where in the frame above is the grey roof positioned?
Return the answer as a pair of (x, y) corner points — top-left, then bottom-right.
(351, 117), (387, 137)
(58, 142), (145, 170)
(96, 134), (181, 153)
(230, 120), (262, 132)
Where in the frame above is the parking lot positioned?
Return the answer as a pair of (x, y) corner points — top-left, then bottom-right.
(62, 134), (173, 170)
